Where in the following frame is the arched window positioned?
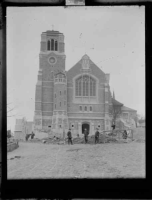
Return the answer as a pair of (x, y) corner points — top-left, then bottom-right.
(51, 39), (54, 51)
(47, 40), (50, 50)
(55, 41), (58, 51)
(60, 102), (61, 107)
(86, 80), (89, 96)
(79, 106), (82, 111)
(55, 104), (56, 109)
(85, 106), (87, 111)
(93, 81), (96, 96)
(90, 78), (96, 96)
(75, 75), (96, 97)
(90, 106), (92, 111)
(83, 78), (86, 96)
(76, 77), (82, 96)
(90, 80), (93, 96)
(78, 81), (81, 96)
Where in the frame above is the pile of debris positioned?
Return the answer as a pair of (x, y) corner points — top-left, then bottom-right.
(41, 137), (65, 144)
(40, 134), (120, 145)
(26, 138), (41, 143)
(72, 137), (84, 144)
(134, 138), (145, 143)
(25, 130), (131, 145)
(23, 133), (131, 144)
(88, 134), (118, 144)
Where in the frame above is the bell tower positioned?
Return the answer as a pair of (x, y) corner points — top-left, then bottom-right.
(34, 30), (66, 133)
(40, 30), (66, 73)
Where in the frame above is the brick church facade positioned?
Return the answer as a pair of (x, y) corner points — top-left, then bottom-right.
(34, 30), (137, 137)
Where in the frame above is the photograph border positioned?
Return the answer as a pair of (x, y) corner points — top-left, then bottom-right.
(0, 1), (150, 199)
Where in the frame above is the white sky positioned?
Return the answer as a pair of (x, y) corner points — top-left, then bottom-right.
(7, 6), (145, 131)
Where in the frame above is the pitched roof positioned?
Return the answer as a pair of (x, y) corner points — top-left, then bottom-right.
(67, 54), (106, 80)
(112, 98), (123, 106)
(121, 106), (137, 112)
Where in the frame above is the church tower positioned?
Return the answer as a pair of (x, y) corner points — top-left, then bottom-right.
(34, 30), (66, 133)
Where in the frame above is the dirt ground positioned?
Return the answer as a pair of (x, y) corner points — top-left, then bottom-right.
(7, 128), (145, 179)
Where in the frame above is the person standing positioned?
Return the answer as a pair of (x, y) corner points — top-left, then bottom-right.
(31, 132), (35, 139)
(95, 128), (100, 144)
(67, 129), (73, 145)
(84, 128), (89, 144)
(123, 130), (127, 139)
(111, 124), (116, 131)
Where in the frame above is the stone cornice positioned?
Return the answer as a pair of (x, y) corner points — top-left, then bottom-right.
(40, 51), (65, 57)
(67, 102), (108, 105)
(68, 117), (105, 120)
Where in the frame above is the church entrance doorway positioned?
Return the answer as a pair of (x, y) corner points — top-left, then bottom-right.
(82, 122), (90, 134)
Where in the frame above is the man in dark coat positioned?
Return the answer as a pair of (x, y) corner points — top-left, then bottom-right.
(95, 128), (100, 144)
(84, 128), (89, 144)
(67, 129), (73, 145)
(111, 124), (116, 130)
(31, 132), (35, 139)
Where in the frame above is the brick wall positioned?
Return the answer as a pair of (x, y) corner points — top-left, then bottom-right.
(42, 87), (53, 102)
(35, 86), (42, 101)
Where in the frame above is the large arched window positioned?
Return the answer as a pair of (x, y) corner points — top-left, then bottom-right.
(47, 40), (50, 50)
(75, 75), (96, 97)
(51, 39), (54, 51)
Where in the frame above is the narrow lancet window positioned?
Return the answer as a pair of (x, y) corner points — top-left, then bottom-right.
(51, 39), (54, 51)
(47, 40), (50, 50)
(55, 41), (58, 51)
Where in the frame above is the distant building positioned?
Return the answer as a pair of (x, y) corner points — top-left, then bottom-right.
(34, 30), (137, 138)
(121, 106), (137, 127)
(140, 122), (145, 127)
(110, 98), (137, 129)
(138, 119), (145, 128)
(14, 118), (34, 140)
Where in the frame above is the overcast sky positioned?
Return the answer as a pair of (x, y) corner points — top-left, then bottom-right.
(7, 6), (145, 131)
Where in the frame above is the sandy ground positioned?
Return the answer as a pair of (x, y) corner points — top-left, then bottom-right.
(7, 138), (145, 179)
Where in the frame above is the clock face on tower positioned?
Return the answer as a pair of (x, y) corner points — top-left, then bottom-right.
(49, 57), (56, 65)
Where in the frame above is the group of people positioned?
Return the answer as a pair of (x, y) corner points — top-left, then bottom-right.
(66, 128), (100, 145)
(25, 132), (35, 141)
(66, 123), (129, 145)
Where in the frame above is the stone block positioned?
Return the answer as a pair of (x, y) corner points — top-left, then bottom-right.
(7, 142), (19, 152)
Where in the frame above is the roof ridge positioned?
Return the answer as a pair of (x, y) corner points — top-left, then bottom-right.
(121, 105), (137, 111)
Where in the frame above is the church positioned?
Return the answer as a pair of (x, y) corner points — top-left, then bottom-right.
(34, 30), (137, 138)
